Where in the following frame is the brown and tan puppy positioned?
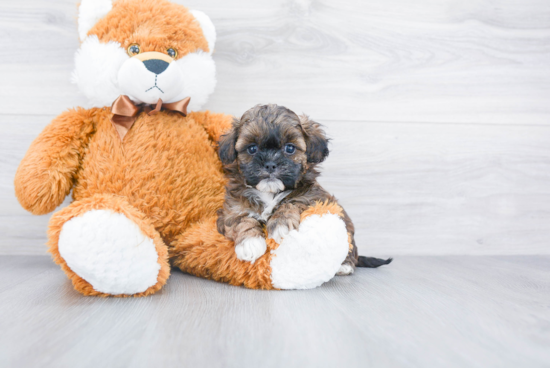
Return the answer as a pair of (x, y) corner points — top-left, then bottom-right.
(217, 104), (391, 275)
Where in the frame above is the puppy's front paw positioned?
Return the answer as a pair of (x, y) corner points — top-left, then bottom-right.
(268, 225), (291, 244)
(235, 237), (267, 263)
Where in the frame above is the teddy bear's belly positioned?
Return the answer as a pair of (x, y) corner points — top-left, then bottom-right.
(72, 114), (227, 241)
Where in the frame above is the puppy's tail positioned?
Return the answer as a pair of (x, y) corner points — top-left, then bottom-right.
(357, 256), (393, 268)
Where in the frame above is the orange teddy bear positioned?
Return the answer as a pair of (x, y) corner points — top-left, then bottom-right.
(14, 0), (351, 296)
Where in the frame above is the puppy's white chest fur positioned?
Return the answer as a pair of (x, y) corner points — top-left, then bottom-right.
(249, 190), (290, 222)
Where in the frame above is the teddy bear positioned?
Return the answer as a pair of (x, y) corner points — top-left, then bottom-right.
(13, 0), (351, 296)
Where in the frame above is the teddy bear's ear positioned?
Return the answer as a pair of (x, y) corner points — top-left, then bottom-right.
(78, 0), (113, 42)
(190, 10), (216, 55)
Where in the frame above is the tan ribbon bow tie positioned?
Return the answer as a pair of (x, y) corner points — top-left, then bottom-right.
(110, 95), (191, 140)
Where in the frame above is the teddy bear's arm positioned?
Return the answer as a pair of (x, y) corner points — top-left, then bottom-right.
(188, 111), (233, 145)
(14, 108), (96, 215)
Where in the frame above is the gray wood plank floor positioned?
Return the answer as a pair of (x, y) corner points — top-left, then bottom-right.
(1, 255), (549, 368)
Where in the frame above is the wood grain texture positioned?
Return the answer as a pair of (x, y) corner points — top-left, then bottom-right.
(1, 0), (550, 255)
(0, 255), (549, 368)
(2, 115), (550, 255)
(1, 0), (550, 123)
(321, 121), (550, 255)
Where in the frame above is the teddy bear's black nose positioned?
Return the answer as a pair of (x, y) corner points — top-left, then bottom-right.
(143, 59), (169, 75)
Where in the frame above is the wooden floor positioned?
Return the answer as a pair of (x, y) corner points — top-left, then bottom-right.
(1, 255), (549, 368)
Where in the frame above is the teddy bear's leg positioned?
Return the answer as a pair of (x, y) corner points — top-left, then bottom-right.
(170, 201), (349, 290)
(170, 218), (276, 289)
(48, 194), (170, 297)
(268, 201), (350, 289)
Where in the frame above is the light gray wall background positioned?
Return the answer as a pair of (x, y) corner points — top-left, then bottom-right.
(1, 0), (549, 256)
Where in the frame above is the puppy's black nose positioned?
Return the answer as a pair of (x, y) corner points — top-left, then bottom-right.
(143, 59), (169, 75)
(264, 162), (277, 173)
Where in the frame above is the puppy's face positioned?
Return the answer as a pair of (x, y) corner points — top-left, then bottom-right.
(219, 105), (329, 192)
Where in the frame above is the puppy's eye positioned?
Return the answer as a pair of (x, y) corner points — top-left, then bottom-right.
(284, 144), (296, 154)
(247, 145), (258, 155)
(127, 44), (141, 56)
(167, 48), (178, 58)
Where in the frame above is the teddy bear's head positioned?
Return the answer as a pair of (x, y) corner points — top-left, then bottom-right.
(73, 0), (216, 112)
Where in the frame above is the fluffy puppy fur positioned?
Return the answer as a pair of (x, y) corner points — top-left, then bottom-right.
(217, 104), (391, 274)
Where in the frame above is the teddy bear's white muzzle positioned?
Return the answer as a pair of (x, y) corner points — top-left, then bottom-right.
(118, 55), (187, 105)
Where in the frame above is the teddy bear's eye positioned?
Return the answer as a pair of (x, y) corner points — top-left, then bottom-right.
(127, 44), (141, 56)
(167, 48), (178, 58)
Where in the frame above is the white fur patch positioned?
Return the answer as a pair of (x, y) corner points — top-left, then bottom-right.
(336, 264), (354, 276)
(256, 179), (285, 193)
(173, 51), (216, 112)
(260, 191), (290, 220)
(235, 237), (267, 263)
(190, 10), (216, 55)
(270, 213), (349, 289)
(78, 0), (112, 42)
(117, 51), (216, 110)
(58, 210), (161, 295)
(118, 58), (182, 104)
(247, 189), (290, 222)
(72, 36), (129, 107)
(269, 224), (290, 244)
(72, 39), (216, 111)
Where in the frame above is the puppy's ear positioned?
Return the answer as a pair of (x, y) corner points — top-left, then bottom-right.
(218, 119), (240, 165)
(299, 115), (329, 163)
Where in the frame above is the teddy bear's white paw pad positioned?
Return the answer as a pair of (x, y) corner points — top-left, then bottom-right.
(235, 237), (267, 263)
(58, 209), (160, 295)
(270, 214), (349, 289)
